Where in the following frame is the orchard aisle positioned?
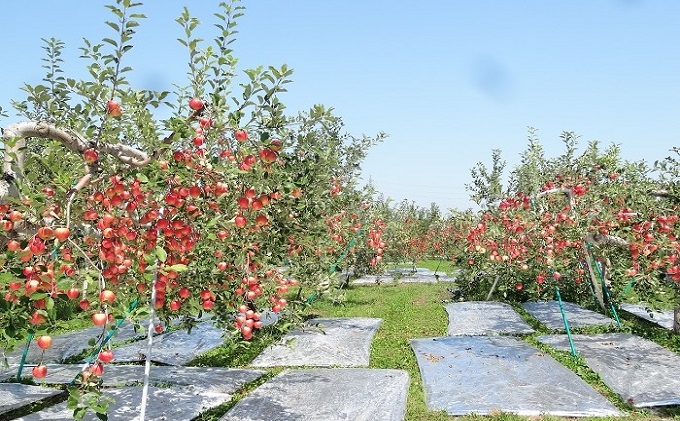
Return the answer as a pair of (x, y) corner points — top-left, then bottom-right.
(4, 291), (680, 419)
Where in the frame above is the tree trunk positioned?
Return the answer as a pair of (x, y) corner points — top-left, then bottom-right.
(486, 274), (500, 301)
(582, 242), (605, 310)
(674, 307), (680, 334)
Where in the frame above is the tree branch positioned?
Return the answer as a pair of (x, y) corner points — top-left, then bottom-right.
(585, 233), (629, 249)
(2, 121), (152, 171)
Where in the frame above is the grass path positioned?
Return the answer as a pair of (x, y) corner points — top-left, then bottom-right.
(306, 282), (680, 421)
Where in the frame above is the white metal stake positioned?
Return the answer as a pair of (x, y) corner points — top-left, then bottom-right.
(139, 270), (158, 421)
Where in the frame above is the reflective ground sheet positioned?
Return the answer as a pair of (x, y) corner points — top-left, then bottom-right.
(351, 268), (457, 285)
(17, 386), (232, 421)
(522, 301), (614, 330)
(28, 365), (264, 395)
(222, 368), (409, 421)
(445, 302), (534, 336)
(5, 322), (143, 365)
(251, 318), (382, 367)
(112, 321), (226, 365)
(410, 336), (621, 417)
(536, 333), (680, 407)
(620, 304), (675, 330)
(0, 384), (62, 417)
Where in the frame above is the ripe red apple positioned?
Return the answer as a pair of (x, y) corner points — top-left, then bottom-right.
(36, 335), (52, 350)
(83, 148), (99, 163)
(255, 215), (268, 227)
(98, 349), (114, 363)
(32, 364), (48, 379)
(198, 117), (213, 129)
(92, 312), (108, 326)
(169, 300), (182, 311)
(29, 311), (46, 325)
(241, 326), (253, 340)
(99, 290), (116, 303)
(89, 362), (104, 376)
(8, 210), (23, 221)
(6, 240), (21, 251)
(188, 97), (204, 111)
(202, 300), (214, 310)
(65, 288), (80, 300)
(234, 215), (247, 228)
(78, 299), (91, 311)
(234, 129), (248, 142)
(178, 287), (191, 299)
(259, 148), (278, 163)
(107, 100), (122, 118)
(268, 139), (283, 152)
(53, 227), (71, 242)
(37, 226), (54, 240)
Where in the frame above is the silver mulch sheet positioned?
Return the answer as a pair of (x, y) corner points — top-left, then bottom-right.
(112, 321), (225, 366)
(4, 322), (144, 365)
(251, 318), (382, 367)
(221, 368), (409, 421)
(445, 301), (534, 336)
(351, 267), (457, 284)
(0, 383), (62, 416)
(522, 301), (613, 330)
(620, 304), (675, 330)
(536, 332), (680, 407)
(411, 336), (621, 417)
(30, 364), (264, 395)
(17, 385), (231, 421)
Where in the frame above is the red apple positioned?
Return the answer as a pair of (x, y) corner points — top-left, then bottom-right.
(234, 129), (248, 142)
(89, 362), (104, 376)
(188, 97), (204, 111)
(99, 290), (115, 303)
(198, 117), (213, 129)
(32, 364), (48, 379)
(66, 288), (80, 300)
(259, 148), (278, 163)
(169, 300), (182, 311)
(107, 100), (122, 118)
(178, 287), (191, 299)
(36, 335), (52, 350)
(234, 215), (247, 228)
(92, 312), (108, 326)
(268, 139), (283, 152)
(98, 350), (114, 363)
(37, 226), (54, 240)
(83, 148), (99, 163)
(53, 227), (71, 242)
(79, 299), (91, 311)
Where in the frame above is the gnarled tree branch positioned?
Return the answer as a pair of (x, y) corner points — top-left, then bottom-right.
(585, 232), (629, 249)
(2, 121), (152, 175)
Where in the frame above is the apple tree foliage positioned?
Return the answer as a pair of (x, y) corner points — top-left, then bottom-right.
(0, 1), (385, 414)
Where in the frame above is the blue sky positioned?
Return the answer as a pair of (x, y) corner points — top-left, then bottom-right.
(1, 1), (679, 211)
